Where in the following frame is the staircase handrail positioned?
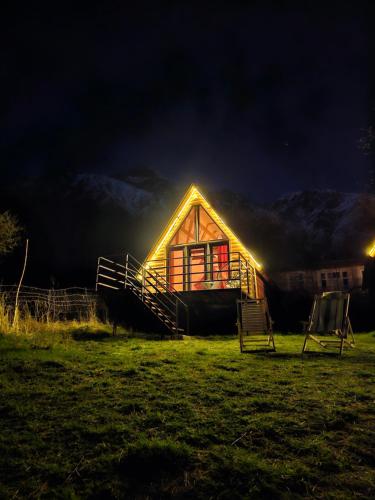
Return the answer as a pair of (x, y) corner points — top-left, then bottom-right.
(96, 257), (126, 290)
(128, 253), (177, 293)
(126, 253), (188, 309)
(98, 256), (126, 269)
(125, 267), (177, 316)
(96, 253), (190, 334)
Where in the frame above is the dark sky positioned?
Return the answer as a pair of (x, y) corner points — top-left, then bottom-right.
(1, 2), (374, 202)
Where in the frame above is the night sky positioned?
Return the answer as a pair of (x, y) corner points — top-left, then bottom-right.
(1, 2), (374, 202)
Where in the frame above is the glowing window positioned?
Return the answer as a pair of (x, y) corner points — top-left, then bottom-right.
(189, 247), (206, 290)
(169, 249), (184, 291)
(169, 207), (196, 245)
(212, 244), (229, 288)
(199, 206), (226, 241)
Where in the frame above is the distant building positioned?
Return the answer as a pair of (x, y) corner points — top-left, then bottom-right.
(275, 259), (364, 293)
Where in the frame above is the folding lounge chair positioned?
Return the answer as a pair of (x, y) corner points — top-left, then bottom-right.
(302, 291), (355, 356)
(237, 298), (276, 353)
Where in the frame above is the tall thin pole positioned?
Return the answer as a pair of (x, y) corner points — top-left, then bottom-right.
(13, 238), (29, 328)
(124, 253), (129, 289)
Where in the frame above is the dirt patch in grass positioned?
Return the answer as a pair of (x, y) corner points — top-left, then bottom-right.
(72, 330), (111, 341)
(118, 439), (193, 480)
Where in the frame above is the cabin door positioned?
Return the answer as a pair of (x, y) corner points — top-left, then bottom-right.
(189, 246), (206, 291)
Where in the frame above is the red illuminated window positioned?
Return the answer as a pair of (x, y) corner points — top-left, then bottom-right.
(211, 244), (229, 288)
(169, 249), (184, 291)
(189, 247), (206, 290)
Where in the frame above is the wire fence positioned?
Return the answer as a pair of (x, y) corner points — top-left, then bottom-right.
(0, 285), (98, 322)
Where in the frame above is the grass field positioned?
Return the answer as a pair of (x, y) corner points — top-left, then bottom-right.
(0, 327), (374, 499)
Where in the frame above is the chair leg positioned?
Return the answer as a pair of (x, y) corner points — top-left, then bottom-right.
(339, 337), (344, 356)
(271, 333), (276, 351)
(302, 334), (308, 355)
(264, 330), (276, 351)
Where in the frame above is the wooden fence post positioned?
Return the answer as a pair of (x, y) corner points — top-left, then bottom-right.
(13, 239), (29, 329)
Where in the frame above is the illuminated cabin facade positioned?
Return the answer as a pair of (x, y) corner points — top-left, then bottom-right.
(96, 185), (267, 335)
(143, 185), (265, 299)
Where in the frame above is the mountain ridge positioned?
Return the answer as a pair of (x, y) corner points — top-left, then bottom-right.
(1, 171), (374, 285)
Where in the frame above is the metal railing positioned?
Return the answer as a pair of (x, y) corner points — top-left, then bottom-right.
(145, 251), (256, 297)
(96, 254), (189, 335)
(96, 257), (126, 290)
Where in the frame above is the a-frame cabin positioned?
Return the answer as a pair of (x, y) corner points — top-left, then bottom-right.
(144, 184), (265, 297)
(96, 185), (267, 335)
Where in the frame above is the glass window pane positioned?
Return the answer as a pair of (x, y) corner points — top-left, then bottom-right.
(189, 247), (206, 290)
(212, 244), (229, 288)
(199, 206), (226, 241)
(170, 207), (196, 245)
(169, 249), (184, 291)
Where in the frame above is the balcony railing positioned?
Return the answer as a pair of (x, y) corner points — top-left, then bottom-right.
(145, 251), (256, 297)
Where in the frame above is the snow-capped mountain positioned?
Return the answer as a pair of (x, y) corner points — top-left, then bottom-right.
(2, 168), (375, 286)
(69, 176), (375, 263)
(272, 190), (375, 260)
(73, 173), (156, 215)
(273, 190), (363, 232)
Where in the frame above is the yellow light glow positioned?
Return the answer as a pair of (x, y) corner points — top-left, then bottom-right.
(202, 197), (263, 270)
(144, 187), (199, 269)
(366, 240), (375, 257)
(143, 184), (263, 271)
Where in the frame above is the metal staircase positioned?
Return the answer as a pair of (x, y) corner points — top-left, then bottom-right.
(96, 254), (189, 335)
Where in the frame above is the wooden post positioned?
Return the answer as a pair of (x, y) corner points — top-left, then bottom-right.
(246, 261), (250, 296)
(175, 300), (179, 334)
(95, 258), (100, 291)
(185, 305), (190, 336)
(13, 238), (29, 329)
(239, 254), (242, 299)
(47, 289), (52, 323)
(124, 253), (129, 289)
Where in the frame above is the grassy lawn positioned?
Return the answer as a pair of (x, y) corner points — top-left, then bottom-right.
(0, 329), (374, 499)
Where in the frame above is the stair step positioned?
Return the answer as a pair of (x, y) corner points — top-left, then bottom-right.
(120, 261), (188, 334)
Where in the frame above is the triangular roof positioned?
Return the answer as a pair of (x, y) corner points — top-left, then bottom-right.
(143, 184), (262, 271)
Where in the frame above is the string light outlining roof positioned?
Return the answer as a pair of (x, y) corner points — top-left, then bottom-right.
(143, 184), (263, 270)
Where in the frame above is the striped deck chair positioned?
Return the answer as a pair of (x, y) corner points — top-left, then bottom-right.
(302, 291), (355, 356)
(237, 298), (276, 353)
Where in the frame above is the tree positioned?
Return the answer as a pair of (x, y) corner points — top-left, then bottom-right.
(0, 211), (22, 256)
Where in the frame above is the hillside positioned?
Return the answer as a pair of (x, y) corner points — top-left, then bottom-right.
(272, 190), (375, 265)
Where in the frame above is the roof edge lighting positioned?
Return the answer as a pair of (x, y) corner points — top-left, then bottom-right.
(143, 184), (263, 271)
